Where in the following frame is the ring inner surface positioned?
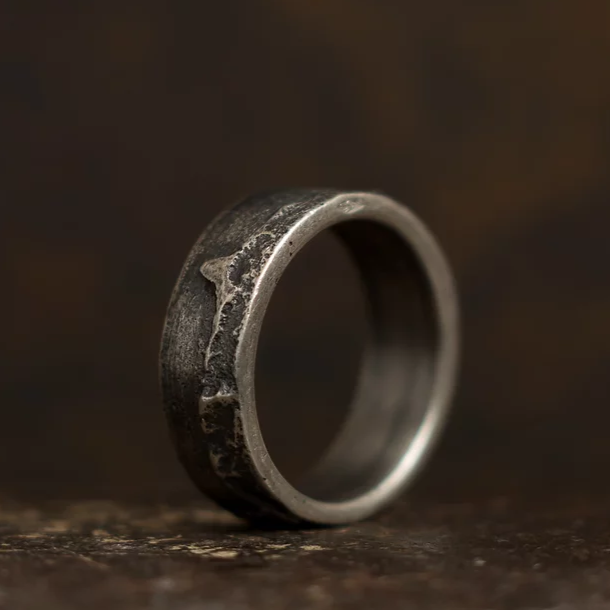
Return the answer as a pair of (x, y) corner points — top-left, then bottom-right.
(293, 218), (439, 503)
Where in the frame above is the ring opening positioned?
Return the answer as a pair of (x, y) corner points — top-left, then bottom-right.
(258, 218), (440, 504)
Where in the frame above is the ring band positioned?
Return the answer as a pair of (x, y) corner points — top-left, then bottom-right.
(160, 190), (459, 525)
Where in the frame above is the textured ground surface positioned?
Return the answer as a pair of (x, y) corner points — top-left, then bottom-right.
(2, 499), (610, 610)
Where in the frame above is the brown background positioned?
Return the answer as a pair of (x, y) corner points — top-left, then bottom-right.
(2, 0), (610, 505)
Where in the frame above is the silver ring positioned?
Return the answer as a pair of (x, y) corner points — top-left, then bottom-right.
(160, 189), (459, 525)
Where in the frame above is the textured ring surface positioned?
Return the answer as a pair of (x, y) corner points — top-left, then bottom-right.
(160, 189), (459, 525)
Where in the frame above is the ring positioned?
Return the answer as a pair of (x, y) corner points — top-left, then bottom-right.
(160, 189), (459, 525)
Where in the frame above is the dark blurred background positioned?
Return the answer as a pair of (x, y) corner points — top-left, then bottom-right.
(2, 1), (610, 505)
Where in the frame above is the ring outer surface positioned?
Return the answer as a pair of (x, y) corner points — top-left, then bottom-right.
(160, 189), (459, 525)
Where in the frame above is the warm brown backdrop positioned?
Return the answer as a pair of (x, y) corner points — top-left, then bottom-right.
(2, 0), (610, 504)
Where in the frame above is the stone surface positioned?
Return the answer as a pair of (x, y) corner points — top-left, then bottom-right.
(1, 498), (610, 609)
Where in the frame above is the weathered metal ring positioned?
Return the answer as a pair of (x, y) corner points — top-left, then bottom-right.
(160, 189), (459, 525)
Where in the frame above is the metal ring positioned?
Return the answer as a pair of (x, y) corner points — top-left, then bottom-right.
(160, 189), (459, 525)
